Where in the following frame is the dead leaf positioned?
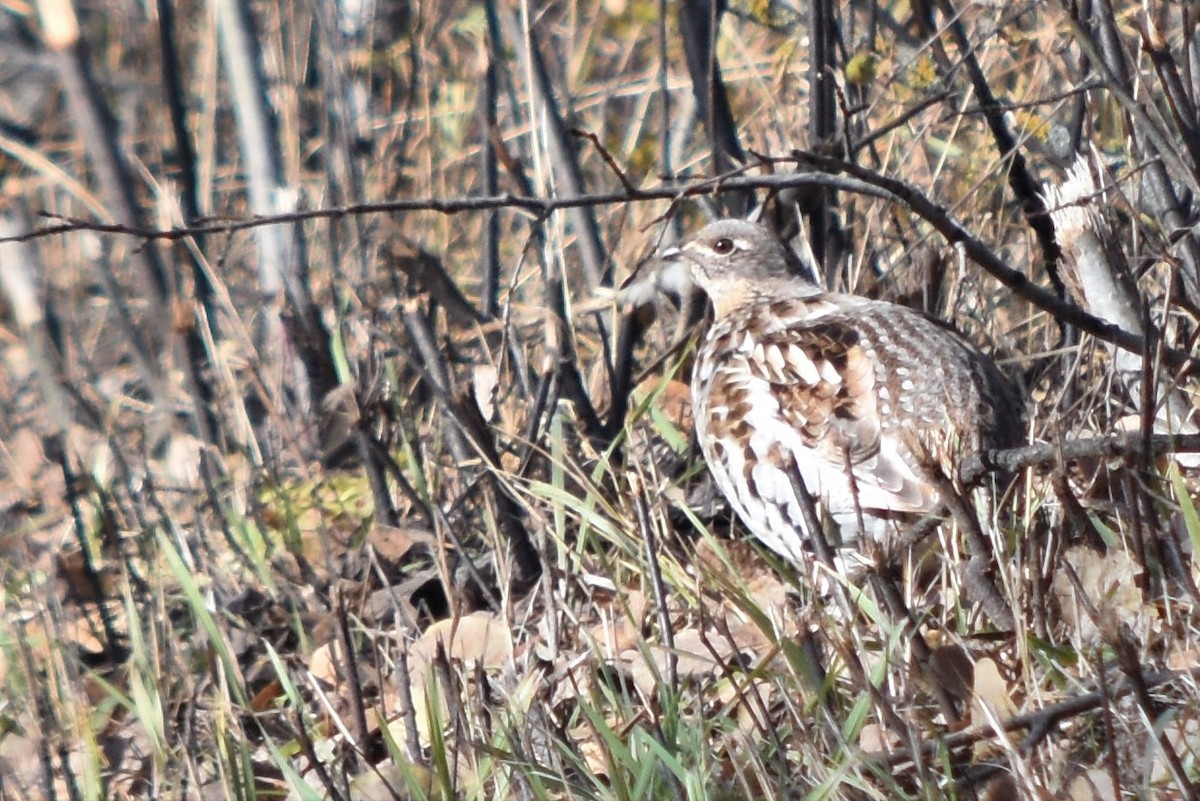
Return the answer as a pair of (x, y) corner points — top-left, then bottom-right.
(1051, 546), (1156, 643)
(1167, 646), (1200, 671)
(1147, 713), (1200, 787)
(409, 611), (513, 674)
(730, 677), (777, 732)
(721, 620), (774, 662)
(616, 649), (660, 697)
(56, 549), (114, 604)
(570, 717), (623, 779)
(859, 722), (899, 753)
(5, 427), (44, 497)
(364, 568), (442, 628)
(0, 728), (52, 797)
(587, 589), (647, 657)
(250, 679), (283, 712)
(616, 627), (743, 696)
(309, 641), (341, 687)
(368, 524), (434, 562)
(382, 613), (512, 754)
(980, 774), (1020, 801)
(1067, 769), (1117, 800)
(633, 377), (693, 433)
(971, 657), (1016, 722)
(161, 431), (203, 488)
(927, 642), (973, 704)
(473, 365), (499, 422)
(969, 655), (1017, 761)
(671, 628), (733, 675)
(348, 758), (439, 801)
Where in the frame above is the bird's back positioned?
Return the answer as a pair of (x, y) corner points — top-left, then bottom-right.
(832, 294), (1024, 461)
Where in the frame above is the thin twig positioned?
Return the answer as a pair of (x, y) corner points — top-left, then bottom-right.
(871, 663), (1200, 766)
(15, 166), (1199, 372)
(959, 432), (1200, 485)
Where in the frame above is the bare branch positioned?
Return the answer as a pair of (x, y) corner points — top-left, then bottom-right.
(959, 432), (1200, 485)
(13, 164), (1200, 373)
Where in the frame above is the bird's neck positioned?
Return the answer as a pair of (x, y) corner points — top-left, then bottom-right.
(708, 276), (825, 319)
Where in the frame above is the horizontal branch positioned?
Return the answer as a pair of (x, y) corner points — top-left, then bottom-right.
(871, 664), (1200, 768)
(5, 172), (884, 244)
(960, 432), (1200, 485)
(10, 162), (1199, 371)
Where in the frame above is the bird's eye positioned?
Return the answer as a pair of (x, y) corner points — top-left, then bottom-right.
(711, 238), (735, 255)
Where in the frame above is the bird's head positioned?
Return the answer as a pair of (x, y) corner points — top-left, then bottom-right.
(659, 219), (821, 316)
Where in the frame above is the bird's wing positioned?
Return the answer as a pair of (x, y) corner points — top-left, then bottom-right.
(704, 312), (936, 516)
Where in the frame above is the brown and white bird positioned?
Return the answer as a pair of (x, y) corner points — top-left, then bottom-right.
(661, 219), (1024, 564)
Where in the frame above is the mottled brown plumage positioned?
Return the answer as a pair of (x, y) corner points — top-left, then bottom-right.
(664, 219), (1024, 563)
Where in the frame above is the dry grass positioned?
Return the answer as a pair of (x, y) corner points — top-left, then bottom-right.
(2, 1), (1200, 799)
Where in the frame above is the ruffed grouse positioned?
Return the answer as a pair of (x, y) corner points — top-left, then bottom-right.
(662, 219), (1024, 564)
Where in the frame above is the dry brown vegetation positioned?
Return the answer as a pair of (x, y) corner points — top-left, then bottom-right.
(3, 0), (1200, 798)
